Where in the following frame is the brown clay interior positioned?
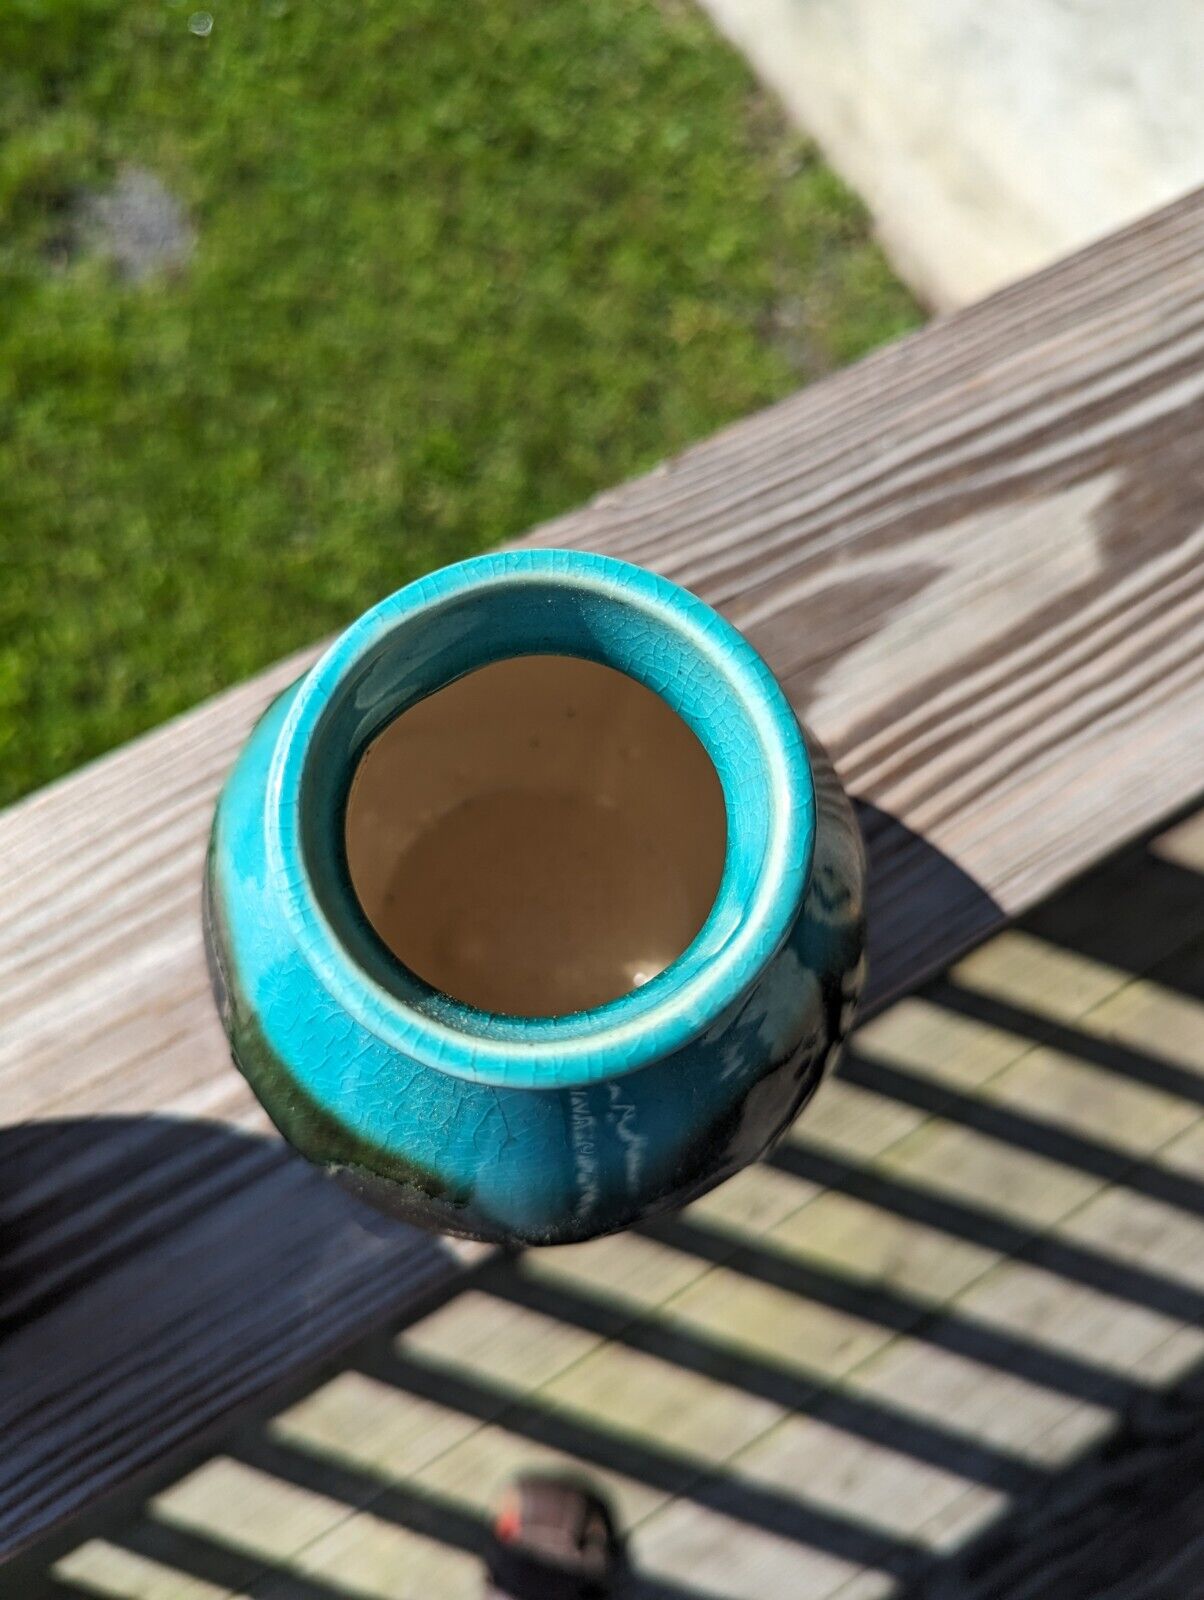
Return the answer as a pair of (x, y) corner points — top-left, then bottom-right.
(345, 655), (727, 1017)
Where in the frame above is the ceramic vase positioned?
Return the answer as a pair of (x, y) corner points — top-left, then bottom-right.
(204, 550), (866, 1245)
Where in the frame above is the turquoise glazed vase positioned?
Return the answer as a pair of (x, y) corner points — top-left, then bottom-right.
(204, 550), (866, 1245)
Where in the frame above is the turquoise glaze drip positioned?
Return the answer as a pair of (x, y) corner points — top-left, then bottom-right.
(204, 550), (867, 1244)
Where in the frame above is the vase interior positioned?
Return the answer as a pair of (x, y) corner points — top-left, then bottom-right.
(344, 654), (727, 1018)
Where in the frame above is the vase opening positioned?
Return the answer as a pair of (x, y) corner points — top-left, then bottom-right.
(343, 654), (727, 1019)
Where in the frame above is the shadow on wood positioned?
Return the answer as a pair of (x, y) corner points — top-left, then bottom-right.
(10, 814), (1204, 1599)
(0, 1116), (461, 1560)
(854, 799), (1003, 1014)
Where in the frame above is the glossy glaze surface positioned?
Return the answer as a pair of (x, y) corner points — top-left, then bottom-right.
(205, 550), (866, 1243)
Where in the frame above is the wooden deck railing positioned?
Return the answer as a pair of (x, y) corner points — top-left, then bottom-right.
(2, 186), (1203, 1561)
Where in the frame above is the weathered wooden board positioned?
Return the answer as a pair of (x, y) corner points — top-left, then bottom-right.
(43, 814), (1204, 1600)
(4, 186), (1204, 1562)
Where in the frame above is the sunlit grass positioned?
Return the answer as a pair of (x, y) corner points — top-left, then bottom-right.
(0, 0), (921, 803)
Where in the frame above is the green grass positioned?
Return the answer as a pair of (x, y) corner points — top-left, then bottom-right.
(0, 0), (921, 805)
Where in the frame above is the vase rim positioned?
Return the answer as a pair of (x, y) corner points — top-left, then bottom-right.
(265, 549), (815, 1088)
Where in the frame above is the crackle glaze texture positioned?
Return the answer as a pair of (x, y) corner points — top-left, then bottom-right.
(204, 551), (866, 1244)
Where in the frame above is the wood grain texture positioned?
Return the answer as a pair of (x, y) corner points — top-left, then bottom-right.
(4, 188), (1204, 1562)
(42, 817), (1204, 1600)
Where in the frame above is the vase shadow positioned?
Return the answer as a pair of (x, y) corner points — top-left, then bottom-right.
(853, 797), (1004, 1013)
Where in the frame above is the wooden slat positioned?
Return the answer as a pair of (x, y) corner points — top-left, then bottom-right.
(43, 821), (1204, 1600)
(4, 187), (1204, 1563)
